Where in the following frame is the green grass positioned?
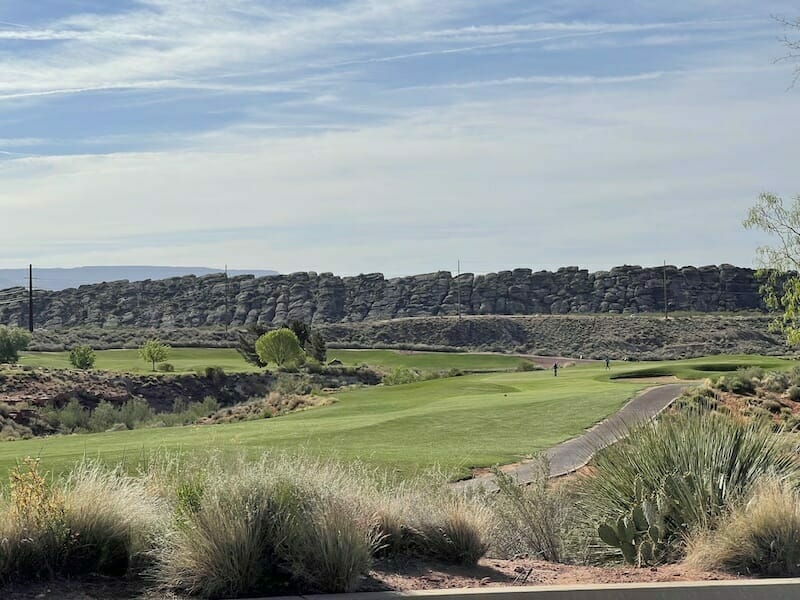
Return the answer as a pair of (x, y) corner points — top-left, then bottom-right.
(18, 348), (259, 374)
(326, 349), (529, 372)
(1, 354), (794, 482)
(17, 348), (527, 374)
(607, 355), (792, 381)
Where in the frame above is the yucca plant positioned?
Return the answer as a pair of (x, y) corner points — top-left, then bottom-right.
(583, 410), (799, 558)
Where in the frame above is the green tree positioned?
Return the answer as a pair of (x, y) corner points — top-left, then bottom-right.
(744, 193), (800, 343)
(69, 345), (96, 370)
(139, 338), (171, 371)
(0, 326), (31, 364)
(306, 331), (327, 363)
(287, 320), (311, 348)
(255, 329), (303, 367)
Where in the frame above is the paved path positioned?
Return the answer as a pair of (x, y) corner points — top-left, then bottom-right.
(454, 383), (689, 492)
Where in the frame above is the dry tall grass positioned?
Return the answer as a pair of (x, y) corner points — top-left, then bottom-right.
(686, 478), (800, 577)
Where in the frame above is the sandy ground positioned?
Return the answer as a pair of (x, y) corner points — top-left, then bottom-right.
(0, 558), (742, 599)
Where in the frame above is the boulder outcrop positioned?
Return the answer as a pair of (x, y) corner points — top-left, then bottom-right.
(0, 264), (768, 329)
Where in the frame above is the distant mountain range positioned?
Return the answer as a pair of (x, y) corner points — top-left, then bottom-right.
(0, 266), (278, 291)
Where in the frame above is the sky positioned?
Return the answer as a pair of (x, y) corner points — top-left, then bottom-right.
(0, 0), (798, 277)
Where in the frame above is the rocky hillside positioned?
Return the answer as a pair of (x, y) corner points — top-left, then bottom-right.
(0, 264), (771, 329)
(321, 315), (787, 360)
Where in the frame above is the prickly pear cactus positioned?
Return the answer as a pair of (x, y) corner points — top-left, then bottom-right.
(597, 492), (671, 566)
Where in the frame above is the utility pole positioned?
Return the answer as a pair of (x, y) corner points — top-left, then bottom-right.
(457, 260), (462, 320)
(663, 260), (668, 321)
(28, 264), (33, 332)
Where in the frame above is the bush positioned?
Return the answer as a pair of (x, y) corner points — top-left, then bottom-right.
(158, 362), (175, 373)
(788, 385), (800, 402)
(68, 345), (96, 370)
(763, 371), (790, 393)
(0, 326), (31, 364)
(686, 478), (800, 577)
(255, 329), (304, 368)
(490, 457), (575, 562)
(583, 411), (799, 561)
(382, 367), (421, 386)
(715, 374), (755, 395)
(516, 360), (538, 372)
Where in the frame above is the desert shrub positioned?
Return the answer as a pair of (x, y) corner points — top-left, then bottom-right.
(715, 374), (755, 395)
(68, 345), (96, 370)
(203, 365), (226, 383)
(686, 478), (800, 577)
(56, 398), (90, 432)
(789, 385), (800, 402)
(0, 458), (69, 582)
(489, 457), (575, 562)
(738, 366), (765, 383)
(762, 399), (784, 413)
(763, 371), (791, 393)
(158, 362), (175, 373)
(0, 326), (31, 364)
(274, 373), (313, 395)
(583, 411), (799, 560)
(88, 401), (120, 432)
(382, 367), (421, 386)
(674, 385), (718, 412)
(118, 398), (155, 429)
(516, 360), (538, 372)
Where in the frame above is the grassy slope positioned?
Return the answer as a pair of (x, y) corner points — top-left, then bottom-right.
(328, 349), (529, 371)
(17, 348), (526, 374)
(2, 354), (794, 481)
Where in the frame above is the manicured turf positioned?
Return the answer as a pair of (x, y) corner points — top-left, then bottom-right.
(2, 354), (794, 481)
(18, 348), (528, 374)
(607, 355), (792, 380)
(327, 349), (530, 371)
(19, 348), (260, 374)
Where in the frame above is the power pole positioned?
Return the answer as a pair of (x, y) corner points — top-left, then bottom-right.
(457, 260), (462, 320)
(663, 260), (668, 321)
(28, 264), (33, 332)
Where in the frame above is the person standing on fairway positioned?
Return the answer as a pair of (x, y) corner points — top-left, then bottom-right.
(553, 362), (559, 377)
(605, 357), (610, 369)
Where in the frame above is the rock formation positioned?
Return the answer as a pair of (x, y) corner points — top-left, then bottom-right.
(0, 265), (768, 329)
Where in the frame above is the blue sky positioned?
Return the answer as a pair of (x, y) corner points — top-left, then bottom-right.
(0, 0), (798, 276)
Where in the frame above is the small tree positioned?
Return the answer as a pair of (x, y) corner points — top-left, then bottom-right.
(139, 338), (170, 372)
(287, 320), (311, 348)
(255, 329), (303, 368)
(306, 331), (327, 363)
(69, 345), (96, 370)
(744, 193), (800, 344)
(0, 326), (31, 364)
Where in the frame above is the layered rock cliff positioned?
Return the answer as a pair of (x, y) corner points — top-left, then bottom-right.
(0, 264), (768, 329)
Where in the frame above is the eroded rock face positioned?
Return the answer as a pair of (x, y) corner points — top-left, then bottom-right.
(0, 265), (768, 329)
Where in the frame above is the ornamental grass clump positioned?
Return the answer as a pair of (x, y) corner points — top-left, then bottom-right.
(686, 478), (800, 577)
(156, 456), (379, 597)
(0, 459), (168, 583)
(584, 411), (799, 561)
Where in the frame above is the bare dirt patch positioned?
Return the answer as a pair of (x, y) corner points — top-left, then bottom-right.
(364, 557), (741, 591)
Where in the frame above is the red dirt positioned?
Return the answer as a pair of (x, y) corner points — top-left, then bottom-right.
(364, 557), (741, 591)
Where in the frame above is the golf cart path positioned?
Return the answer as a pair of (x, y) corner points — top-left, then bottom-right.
(454, 383), (690, 492)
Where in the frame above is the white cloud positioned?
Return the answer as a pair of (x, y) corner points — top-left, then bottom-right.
(0, 54), (795, 274)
